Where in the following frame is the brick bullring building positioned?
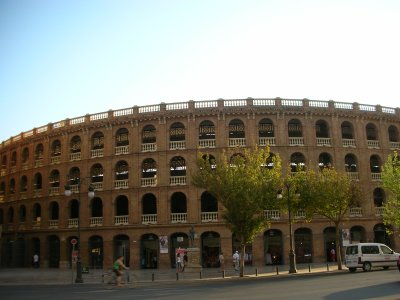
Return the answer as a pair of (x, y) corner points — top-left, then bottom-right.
(1, 98), (399, 270)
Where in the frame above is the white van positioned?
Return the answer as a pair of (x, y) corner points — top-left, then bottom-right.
(345, 243), (399, 272)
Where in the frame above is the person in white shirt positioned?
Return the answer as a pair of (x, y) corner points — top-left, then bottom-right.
(232, 251), (240, 271)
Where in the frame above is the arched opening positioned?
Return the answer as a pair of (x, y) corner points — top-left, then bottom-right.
(264, 229), (283, 265)
(294, 228), (313, 263)
(140, 233), (158, 269)
(201, 231), (220, 268)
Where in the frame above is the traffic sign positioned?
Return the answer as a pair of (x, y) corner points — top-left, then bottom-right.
(71, 238), (77, 245)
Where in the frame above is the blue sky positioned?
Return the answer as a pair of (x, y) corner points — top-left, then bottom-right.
(1, 0), (400, 142)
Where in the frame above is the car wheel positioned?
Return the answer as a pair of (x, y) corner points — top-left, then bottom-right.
(363, 262), (372, 272)
(349, 267), (356, 272)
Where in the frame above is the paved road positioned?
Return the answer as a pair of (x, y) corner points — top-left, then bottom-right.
(1, 267), (399, 300)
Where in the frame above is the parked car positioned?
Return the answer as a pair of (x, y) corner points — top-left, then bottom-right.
(345, 243), (400, 272)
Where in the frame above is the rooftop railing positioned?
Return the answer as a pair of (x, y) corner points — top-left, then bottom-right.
(2, 98), (399, 148)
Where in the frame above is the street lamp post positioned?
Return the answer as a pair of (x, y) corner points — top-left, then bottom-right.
(65, 178), (95, 283)
(277, 182), (297, 274)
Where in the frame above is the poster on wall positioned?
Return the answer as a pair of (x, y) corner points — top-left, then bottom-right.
(159, 236), (168, 253)
(342, 229), (350, 246)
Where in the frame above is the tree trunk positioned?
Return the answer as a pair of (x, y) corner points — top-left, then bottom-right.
(240, 244), (246, 277)
(335, 222), (343, 270)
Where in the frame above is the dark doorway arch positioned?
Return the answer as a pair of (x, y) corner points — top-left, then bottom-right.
(89, 236), (103, 269)
(264, 229), (283, 265)
(114, 235), (130, 267)
(170, 232), (189, 268)
(140, 234), (158, 269)
(323, 227), (336, 262)
(201, 231), (220, 268)
(294, 228), (313, 263)
(48, 235), (60, 268)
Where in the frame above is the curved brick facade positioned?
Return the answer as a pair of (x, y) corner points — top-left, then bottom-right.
(0, 98), (399, 269)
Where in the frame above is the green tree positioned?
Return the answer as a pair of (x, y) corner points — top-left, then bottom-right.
(295, 167), (360, 270)
(191, 147), (282, 277)
(381, 151), (400, 229)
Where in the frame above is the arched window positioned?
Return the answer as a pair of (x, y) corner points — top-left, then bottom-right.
(228, 119), (245, 138)
(198, 120), (216, 148)
(91, 163), (104, 183)
(141, 125), (157, 152)
(116, 128), (129, 146)
(11, 151), (17, 167)
(91, 198), (103, 218)
(341, 121), (354, 139)
(199, 120), (215, 140)
(259, 118), (274, 137)
(142, 158), (157, 178)
(170, 192), (187, 223)
(315, 120), (330, 138)
(33, 173), (42, 190)
(142, 125), (156, 144)
(170, 156), (186, 177)
(34, 143), (44, 160)
(170, 122), (185, 142)
(115, 161), (129, 180)
(67, 167), (81, 185)
(21, 147), (29, 164)
(51, 139), (62, 157)
(318, 152), (332, 169)
(20, 175), (28, 192)
(201, 191), (218, 212)
(142, 193), (157, 215)
(288, 119), (303, 137)
(70, 135), (81, 153)
(91, 131), (104, 150)
(370, 155), (381, 173)
(19, 205), (26, 222)
(258, 118), (275, 146)
(345, 154), (358, 172)
(290, 152), (306, 172)
(49, 201), (59, 220)
(9, 178), (15, 194)
(115, 195), (129, 217)
(366, 123), (378, 140)
(373, 188), (385, 207)
(49, 170), (60, 187)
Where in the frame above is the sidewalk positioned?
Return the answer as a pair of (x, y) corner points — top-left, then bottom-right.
(0, 263), (342, 286)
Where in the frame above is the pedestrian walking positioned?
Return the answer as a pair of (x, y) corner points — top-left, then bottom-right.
(32, 254), (39, 268)
(218, 252), (225, 272)
(176, 253), (183, 272)
(232, 251), (239, 271)
(113, 255), (128, 287)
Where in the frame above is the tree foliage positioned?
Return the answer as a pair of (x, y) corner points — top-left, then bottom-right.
(294, 167), (361, 270)
(381, 151), (400, 229)
(191, 147), (282, 276)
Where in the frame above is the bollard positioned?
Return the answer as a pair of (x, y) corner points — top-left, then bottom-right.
(327, 264), (330, 271)
(222, 270), (225, 278)
(255, 268), (258, 276)
(276, 266), (279, 275)
(102, 274), (104, 283)
(200, 271), (202, 279)
(152, 273), (155, 281)
(176, 272), (179, 280)
(309, 264), (311, 272)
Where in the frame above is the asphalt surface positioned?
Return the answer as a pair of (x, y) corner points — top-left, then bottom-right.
(0, 263), (341, 286)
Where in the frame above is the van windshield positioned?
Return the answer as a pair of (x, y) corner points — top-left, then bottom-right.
(380, 245), (393, 254)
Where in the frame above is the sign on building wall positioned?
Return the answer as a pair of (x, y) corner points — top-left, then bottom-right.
(342, 229), (350, 246)
(159, 236), (168, 253)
